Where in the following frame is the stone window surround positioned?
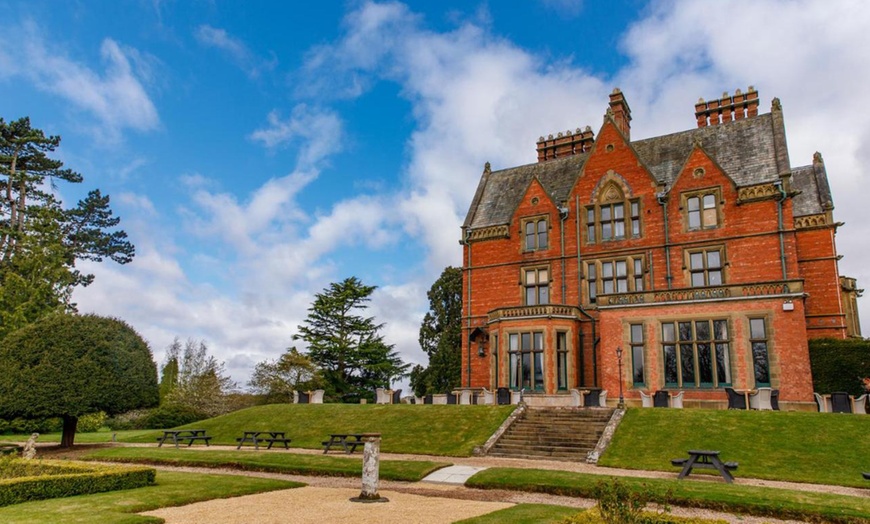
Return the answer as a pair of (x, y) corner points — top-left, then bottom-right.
(680, 186), (723, 231)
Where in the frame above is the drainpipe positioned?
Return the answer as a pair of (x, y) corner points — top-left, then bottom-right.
(464, 228), (473, 388)
(774, 180), (788, 281)
(658, 191), (673, 290)
(560, 204), (568, 303)
(575, 195), (598, 388)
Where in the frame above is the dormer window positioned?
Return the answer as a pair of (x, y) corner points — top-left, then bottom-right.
(683, 189), (721, 230)
(585, 180), (641, 243)
(523, 217), (548, 251)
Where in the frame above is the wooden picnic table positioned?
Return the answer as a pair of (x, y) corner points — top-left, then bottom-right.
(322, 433), (378, 454)
(236, 431), (292, 450)
(672, 449), (737, 483)
(157, 429), (212, 448)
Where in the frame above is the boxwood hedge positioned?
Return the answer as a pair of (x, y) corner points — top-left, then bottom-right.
(809, 338), (870, 395)
(0, 459), (155, 506)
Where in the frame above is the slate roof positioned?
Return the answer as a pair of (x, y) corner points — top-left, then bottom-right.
(791, 159), (834, 217)
(464, 110), (822, 230)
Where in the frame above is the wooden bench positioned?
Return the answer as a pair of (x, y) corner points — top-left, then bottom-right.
(157, 430), (211, 448)
(673, 450), (737, 483)
(322, 434), (365, 454)
(236, 431), (291, 450)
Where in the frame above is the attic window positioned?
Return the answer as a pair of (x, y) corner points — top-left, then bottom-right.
(523, 217), (548, 251)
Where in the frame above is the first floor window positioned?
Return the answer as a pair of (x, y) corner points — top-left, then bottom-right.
(586, 197), (641, 244)
(749, 318), (771, 386)
(630, 324), (645, 386)
(586, 255), (645, 302)
(509, 332), (544, 390)
(524, 218), (548, 251)
(662, 319), (731, 388)
(557, 332), (568, 390)
(688, 248), (723, 287)
(523, 267), (549, 305)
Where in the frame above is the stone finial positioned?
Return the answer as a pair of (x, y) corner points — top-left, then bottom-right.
(548, 134), (554, 140)
(771, 97), (782, 111)
(575, 128), (582, 134)
(735, 88), (742, 95)
(813, 151), (824, 164)
(484, 161), (491, 174)
(612, 87), (622, 94)
(585, 125), (592, 132)
(557, 132), (564, 138)
(538, 136), (545, 142)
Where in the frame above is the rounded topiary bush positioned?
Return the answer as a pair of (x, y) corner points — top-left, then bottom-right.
(0, 314), (159, 446)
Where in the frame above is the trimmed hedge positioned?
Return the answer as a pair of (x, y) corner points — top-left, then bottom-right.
(0, 459), (155, 506)
(809, 338), (870, 395)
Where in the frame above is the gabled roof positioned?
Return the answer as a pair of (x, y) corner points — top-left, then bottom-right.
(463, 154), (586, 229)
(791, 156), (834, 217)
(465, 110), (789, 230)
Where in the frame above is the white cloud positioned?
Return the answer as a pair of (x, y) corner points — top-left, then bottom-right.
(194, 25), (277, 79)
(76, 0), (870, 387)
(0, 22), (159, 141)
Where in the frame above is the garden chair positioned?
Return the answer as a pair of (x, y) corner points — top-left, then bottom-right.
(298, 391), (310, 404)
(725, 387), (746, 410)
(391, 389), (402, 404)
(813, 392), (828, 412)
(446, 392), (458, 405)
(853, 394), (867, 415)
(374, 388), (390, 404)
(423, 394), (433, 404)
(457, 389), (472, 405)
(496, 387), (511, 405)
(639, 391), (653, 407)
(570, 388), (583, 407)
(670, 391), (684, 408)
(310, 390), (325, 404)
(480, 387), (494, 405)
(770, 389), (780, 411)
(830, 392), (852, 413)
(653, 390), (670, 408)
(749, 387), (773, 410)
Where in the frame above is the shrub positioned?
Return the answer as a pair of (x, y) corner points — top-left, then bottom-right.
(0, 459), (155, 506)
(107, 405), (206, 430)
(0, 417), (63, 435)
(77, 412), (107, 433)
(594, 477), (655, 524)
(809, 338), (870, 395)
(560, 509), (727, 524)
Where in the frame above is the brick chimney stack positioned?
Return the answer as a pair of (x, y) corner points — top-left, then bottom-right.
(608, 88), (632, 140)
(536, 126), (595, 162)
(695, 86), (759, 127)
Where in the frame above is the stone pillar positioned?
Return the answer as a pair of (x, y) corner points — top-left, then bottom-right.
(351, 433), (388, 503)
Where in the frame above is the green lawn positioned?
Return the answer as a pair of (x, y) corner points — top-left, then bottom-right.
(455, 504), (580, 524)
(85, 446), (449, 481)
(1, 430), (155, 445)
(0, 470), (300, 524)
(467, 468), (870, 524)
(121, 403), (515, 456)
(601, 408), (870, 486)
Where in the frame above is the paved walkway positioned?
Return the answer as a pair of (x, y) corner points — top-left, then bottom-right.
(421, 465), (488, 484)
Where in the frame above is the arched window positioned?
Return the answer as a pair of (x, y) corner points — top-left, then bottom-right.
(586, 181), (640, 243)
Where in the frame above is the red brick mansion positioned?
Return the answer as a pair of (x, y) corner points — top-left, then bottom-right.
(459, 87), (862, 410)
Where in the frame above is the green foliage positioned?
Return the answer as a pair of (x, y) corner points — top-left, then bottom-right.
(76, 412), (108, 433)
(0, 417), (62, 434)
(248, 347), (322, 403)
(122, 403), (515, 456)
(106, 405), (207, 431)
(0, 117), (134, 339)
(86, 447), (447, 482)
(468, 468), (870, 524)
(591, 478), (670, 524)
(559, 509), (726, 524)
(0, 314), (159, 446)
(412, 266), (462, 396)
(809, 338), (870, 395)
(600, 408), (870, 487)
(0, 471), (299, 524)
(158, 356), (178, 401)
(294, 277), (409, 402)
(0, 459), (154, 507)
(161, 338), (237, 418)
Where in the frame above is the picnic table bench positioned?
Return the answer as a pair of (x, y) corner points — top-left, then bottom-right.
(322, 433), (367, 454)
(157, 429), (212, 448)
(671, 449), (737, 483)
(236, 431), (292, 450)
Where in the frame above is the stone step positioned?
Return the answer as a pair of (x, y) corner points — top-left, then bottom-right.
(498, 435), (601, 445)
(486, 407), (613, 461)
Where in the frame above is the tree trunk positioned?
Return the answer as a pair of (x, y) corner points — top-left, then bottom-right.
(60, 415), (78, 448)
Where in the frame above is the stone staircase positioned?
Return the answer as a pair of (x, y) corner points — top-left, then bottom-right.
(487, 407), (615, 461)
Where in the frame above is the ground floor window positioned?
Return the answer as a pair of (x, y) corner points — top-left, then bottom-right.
(662, 319), (731, 388)
(630, 324), (645, 386)
(749, 318), (770, 386)
(556, 332), (568, 390)
(509, 332), (544, 390)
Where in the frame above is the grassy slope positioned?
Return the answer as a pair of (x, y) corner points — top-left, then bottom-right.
(123, 403), (515, 456)
(0, 471), (300, 524)
(85, 447), (449, 481)
(601, 409), (870, 486)
(467, 469), (870, 524)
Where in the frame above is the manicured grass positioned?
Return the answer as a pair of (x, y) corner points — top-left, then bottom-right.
(2, 430), (155, 445)
(467, 468), (870, 524)
(84, 446), (450, 481)
(122, 403), (515, 456)
(601, 408), (870, 487)
(0, 470), (300, 524)
(455, 504), (580, 524)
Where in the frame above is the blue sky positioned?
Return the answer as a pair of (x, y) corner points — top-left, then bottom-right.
(1, 0), (868, 387)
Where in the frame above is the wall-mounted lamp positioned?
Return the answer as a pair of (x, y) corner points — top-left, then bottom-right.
(477, 340), (485, 357)
(782, 300), (795, 312)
